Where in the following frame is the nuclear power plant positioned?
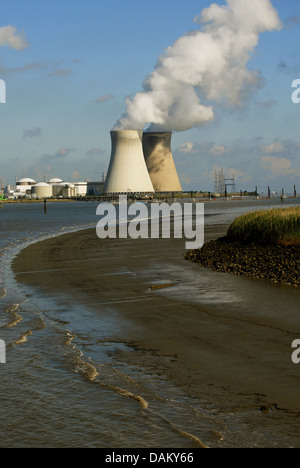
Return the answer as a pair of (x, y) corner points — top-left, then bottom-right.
(104, 130), (182, 194)
(104, 130), (155, 194)
(142, 132), (182, 193)
(4, 130), (183, 199)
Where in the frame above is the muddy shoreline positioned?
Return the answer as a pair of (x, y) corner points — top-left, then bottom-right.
(11, 205), (300, 447)
(184, 238), (300, 287)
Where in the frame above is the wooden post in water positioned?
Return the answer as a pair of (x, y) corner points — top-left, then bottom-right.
(44, 198), (47, 214)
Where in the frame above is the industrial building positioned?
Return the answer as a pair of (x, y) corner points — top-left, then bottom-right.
(86, 181), (104, 196)
(51, 182), (75, 198)
(75, 182), (88, 196)
(104, 130), (155, 194)
(4, 128), (183, 198)
(4, 178), (37, 198)
(16, 178), (37, 194)
(142, 132), (182, 193)
(104, 129), (182, 194)
(4, 177), (88, 199)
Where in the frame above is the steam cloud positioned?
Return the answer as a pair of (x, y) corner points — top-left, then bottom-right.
(114, 0), (281, 133)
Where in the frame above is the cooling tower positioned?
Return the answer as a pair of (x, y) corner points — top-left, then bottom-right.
(104, 130), (154, 194)
(142, 132), (182, 192)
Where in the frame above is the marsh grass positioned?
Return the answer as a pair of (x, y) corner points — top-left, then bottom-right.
(227, 206), (300, 246)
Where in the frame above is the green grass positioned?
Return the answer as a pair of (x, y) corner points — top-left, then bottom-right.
(227, 206), (300, 246)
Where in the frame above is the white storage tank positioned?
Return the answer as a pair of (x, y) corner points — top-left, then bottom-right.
(32, 182), (52, 199)
(74, 182), (87, 196)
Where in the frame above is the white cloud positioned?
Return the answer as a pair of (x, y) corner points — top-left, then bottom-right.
(228, 168), (251, 183)
(71, 170), (80, 180)
(260, 156), (292, 175)
(41, 148), (75, 161)
(55, 148), (74, 158)
(177, 141), (228, 157)
(23, 127), (43, 138)
(0, 61), (47, 76)
(0, 25), (28, 50)
(261, 141), (285, 154)
(211, 165), (250, 183)
(255, 99), (277, 110)
(46, 69), (72, 77)
(179, 173), (199, 185)
(86, 148), (105, 156)
(260, 155), (300, 177)
(209, 145), (226, 157)
(177, 142), (196, 154)
(94, 94), (114, 104)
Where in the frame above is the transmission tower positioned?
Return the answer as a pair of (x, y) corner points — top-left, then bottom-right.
(224, 173), (236, 194)
(214, 169), (225, 194)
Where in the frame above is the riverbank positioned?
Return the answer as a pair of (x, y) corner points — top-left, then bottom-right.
(0, 198), (76, 204)
(226, 206), (300, 247)
(184, 239), (300, 286)
(184, 206), (300, 286)
(11, 204), (300, 447)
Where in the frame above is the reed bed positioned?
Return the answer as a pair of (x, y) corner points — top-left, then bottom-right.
(226, 207), (300, 246)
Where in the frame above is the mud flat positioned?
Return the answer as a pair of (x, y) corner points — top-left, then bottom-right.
(11, 210), (300, 448)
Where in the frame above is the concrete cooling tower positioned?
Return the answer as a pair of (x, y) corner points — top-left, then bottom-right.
(142, 132), (182, 192)
(104, 130), (154, 194)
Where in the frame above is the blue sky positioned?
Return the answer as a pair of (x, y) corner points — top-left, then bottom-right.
(0, 0), (300, 192)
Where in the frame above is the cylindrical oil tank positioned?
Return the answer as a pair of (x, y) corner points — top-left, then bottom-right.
(31, 182), (52, 198)
(104, 130), (154, 194)
(142, 132), (182, 192)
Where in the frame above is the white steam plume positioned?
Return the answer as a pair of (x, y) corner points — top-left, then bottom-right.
(114, 0), (281, 132)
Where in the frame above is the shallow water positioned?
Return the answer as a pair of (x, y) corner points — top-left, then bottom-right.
(0, 198), (299, 448)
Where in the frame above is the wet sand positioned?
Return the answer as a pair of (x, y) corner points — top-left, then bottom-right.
(12, 218), (300, 447)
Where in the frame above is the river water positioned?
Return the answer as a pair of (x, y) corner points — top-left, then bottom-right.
(0, 198), (299, 448)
